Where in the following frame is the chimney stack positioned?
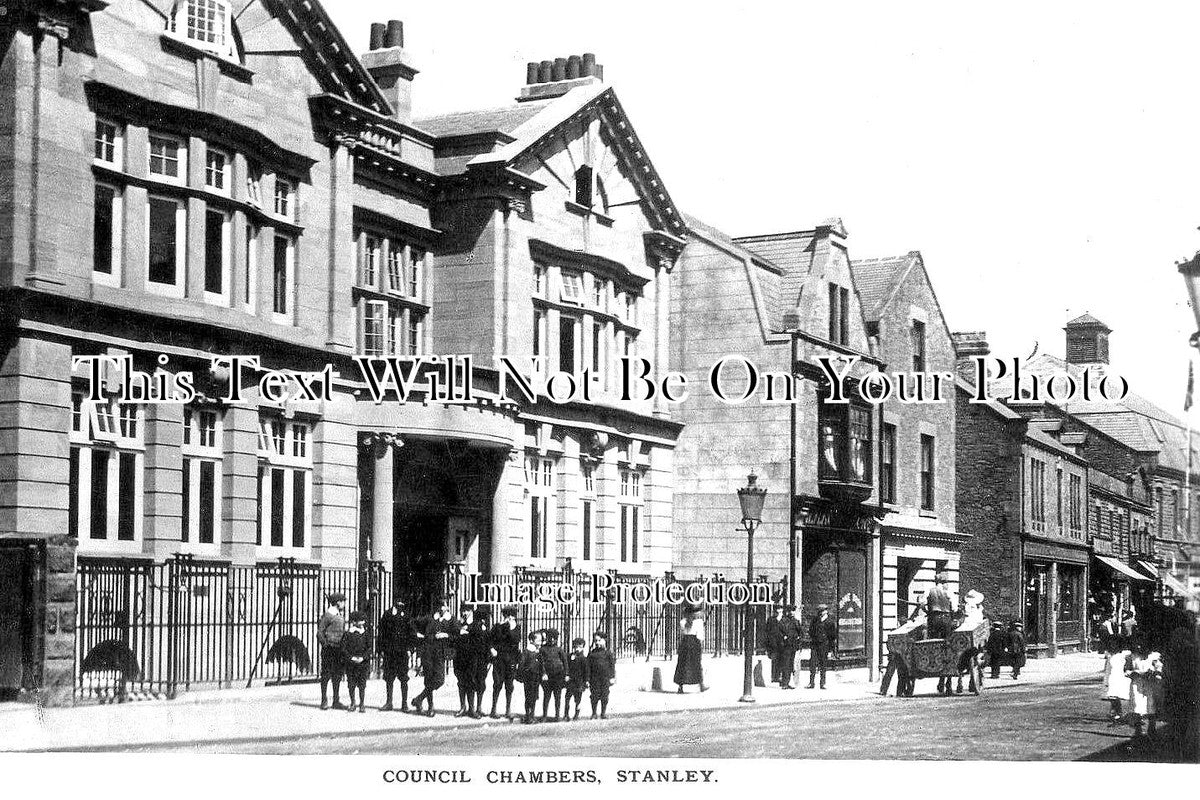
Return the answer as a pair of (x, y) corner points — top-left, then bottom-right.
(361, 19), (419, 125)
(952, 331), (989, 385)
(517, 52), (604, 102)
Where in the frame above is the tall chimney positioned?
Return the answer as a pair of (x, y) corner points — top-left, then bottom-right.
(952, 331), (990, 385)
(518, 53), (605, 102)
(361, 19), (419, 125)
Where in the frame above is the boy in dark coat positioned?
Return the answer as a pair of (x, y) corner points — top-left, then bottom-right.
(488, 605), (521, 719)
(342, 610), (370, 713)
(765, 605), (785, 684)
(516, 631), (544, 724)
(986, 618), (1009, 679)
(539, 629), (568, 721)
(564, 637), (590, 720)
(411, 599), (455, 717)
(587, 631), (616, 719)
(317, 592), (347, 710)
(453, 606), (488, 718)
(377, 600), (418, 711)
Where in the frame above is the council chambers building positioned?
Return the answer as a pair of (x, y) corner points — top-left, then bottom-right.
(0, 0), (684, 704)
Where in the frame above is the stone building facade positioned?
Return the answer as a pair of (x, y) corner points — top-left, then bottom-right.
(0, 1), (686, 704)
(672, 216), (890, 671)
(850, 252), (962, 664)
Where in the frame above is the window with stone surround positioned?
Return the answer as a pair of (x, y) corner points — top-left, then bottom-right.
(525, 456), (555, 561)
(619, 467), (643, 564)
(147, 195), (186, 296)
(1030, 458), (1047, 530)
(920, 434), (935, 511)
(69, 393), (144, 551)
(256, 417), (311, 554)
(204, 208), (231, 303)
(182, 408), (223, 553)
(273, 178), (294, 221)
(205, 146), (230, 194)
(1069, 473), (1083, 536)
(170, 0), (240, 62)
(912, 320), (927, 373)
(828, 283), (850, 345)
(881, 423), (897, 504)
(93, 182), (123, 286)
(354, 229), (428, 355)
(148, 134), (185, 183)
(94, 119), (123, 169)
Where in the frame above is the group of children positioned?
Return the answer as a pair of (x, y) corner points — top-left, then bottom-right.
(1099, 610), (1164, 740)
(316, 595), (617, 722)
(515, 628), (617, 724)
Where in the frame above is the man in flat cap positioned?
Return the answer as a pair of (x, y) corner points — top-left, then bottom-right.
(378, 598), (418, 711)
(778, 605), (803, 689)
(807, 604), (837, 689)
(317, 592), (347, 710)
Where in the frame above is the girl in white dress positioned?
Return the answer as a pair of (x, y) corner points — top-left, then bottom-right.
(1098, 613), (1129, 722)
(1125, 638), (1163, 739)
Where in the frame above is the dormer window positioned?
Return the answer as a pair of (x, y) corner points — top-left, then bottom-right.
(574, 165), (594, 208)
(171, 0), (239, 62)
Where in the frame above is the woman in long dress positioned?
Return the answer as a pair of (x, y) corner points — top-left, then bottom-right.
(674, 605), (707, 692)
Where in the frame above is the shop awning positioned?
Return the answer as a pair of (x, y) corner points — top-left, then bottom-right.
(1159, 571), (1200, 599)
(1135, 560), (1161, 580)
(1094, 555), (1154, 582)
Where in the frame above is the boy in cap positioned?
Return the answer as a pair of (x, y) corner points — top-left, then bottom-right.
(377, 599), (418, 711)
(317, 592), (347, 710)
(564, 636), (589, 720)
(343, 610), (370, 713)
(587, 631), (616, 719)
(411, 598), (455, 717)
(516, 630), (544, 724)
(488, 605), (522, 719)
(539, 629), (568, 721)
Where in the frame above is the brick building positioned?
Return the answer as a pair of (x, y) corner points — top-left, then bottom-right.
(850, 252), (962, 664)
(672, 216), (890, 671)
(954, 335), (1091, 656)
(1008, 316), (1200, 611)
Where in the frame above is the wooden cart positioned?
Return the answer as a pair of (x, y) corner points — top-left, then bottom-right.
(879, 615), (991, 697)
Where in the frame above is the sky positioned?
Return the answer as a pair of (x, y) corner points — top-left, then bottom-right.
(327, 0), (1200, 418)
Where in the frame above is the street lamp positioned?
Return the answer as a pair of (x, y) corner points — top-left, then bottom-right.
(737, 473), (767, 703)
(1178, 253), (1200, 337)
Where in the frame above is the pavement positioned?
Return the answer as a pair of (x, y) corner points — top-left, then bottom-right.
(0, 651), (1164, 758)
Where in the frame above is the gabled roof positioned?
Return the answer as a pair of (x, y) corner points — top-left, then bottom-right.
(849, 253), (917, 323)
(416, 83), (686, 237)
(264, 0), (391, 115)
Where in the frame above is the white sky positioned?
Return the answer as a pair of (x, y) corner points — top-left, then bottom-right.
(329, 0), (1200, 417)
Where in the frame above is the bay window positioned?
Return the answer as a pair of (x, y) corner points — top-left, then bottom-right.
(273, 178), (294, 221)
(94, 119), (122, 169)
(817, 397), (873, 487)
(148, 134), (185, 182)
(244, 224), (258, 311)
(203, 208), (230, 301)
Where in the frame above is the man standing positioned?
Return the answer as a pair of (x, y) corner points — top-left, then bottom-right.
(807, 604), (837, 689)
(377, 599), (418, 712)
(778, 605), (803, 689)
(765, 605), (785, 684)
(317, 592), (347, 710)
(925, 571), (957, 640)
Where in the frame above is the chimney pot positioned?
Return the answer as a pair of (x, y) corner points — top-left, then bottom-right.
(552, 57), (568, 81)
(384, 20), (404, 49)
(582, 52), (597, 77)
(596, 63), (604, 81)
(566, 55), (582, 79)
(369, 23), (386, 51)
(538, 60), (553, 83)
(526, 62), (540, 84)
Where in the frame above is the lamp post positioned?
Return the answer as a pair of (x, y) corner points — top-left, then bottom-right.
(737, 473), (767, 703)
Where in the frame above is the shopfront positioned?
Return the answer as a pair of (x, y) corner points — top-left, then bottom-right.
(1023, 540), (1090, 656)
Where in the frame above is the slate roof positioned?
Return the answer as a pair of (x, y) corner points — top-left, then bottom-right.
(683, 213), (785, 333)
(989, 353), (1199, 473)
(849, 253), (917, 323)
(1065, 313), (1111, 330)
(414, 104), (547, 139)
(733, 230), (818, 313)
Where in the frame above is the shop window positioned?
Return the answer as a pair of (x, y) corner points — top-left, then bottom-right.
(1057, 566), (1082, 622)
